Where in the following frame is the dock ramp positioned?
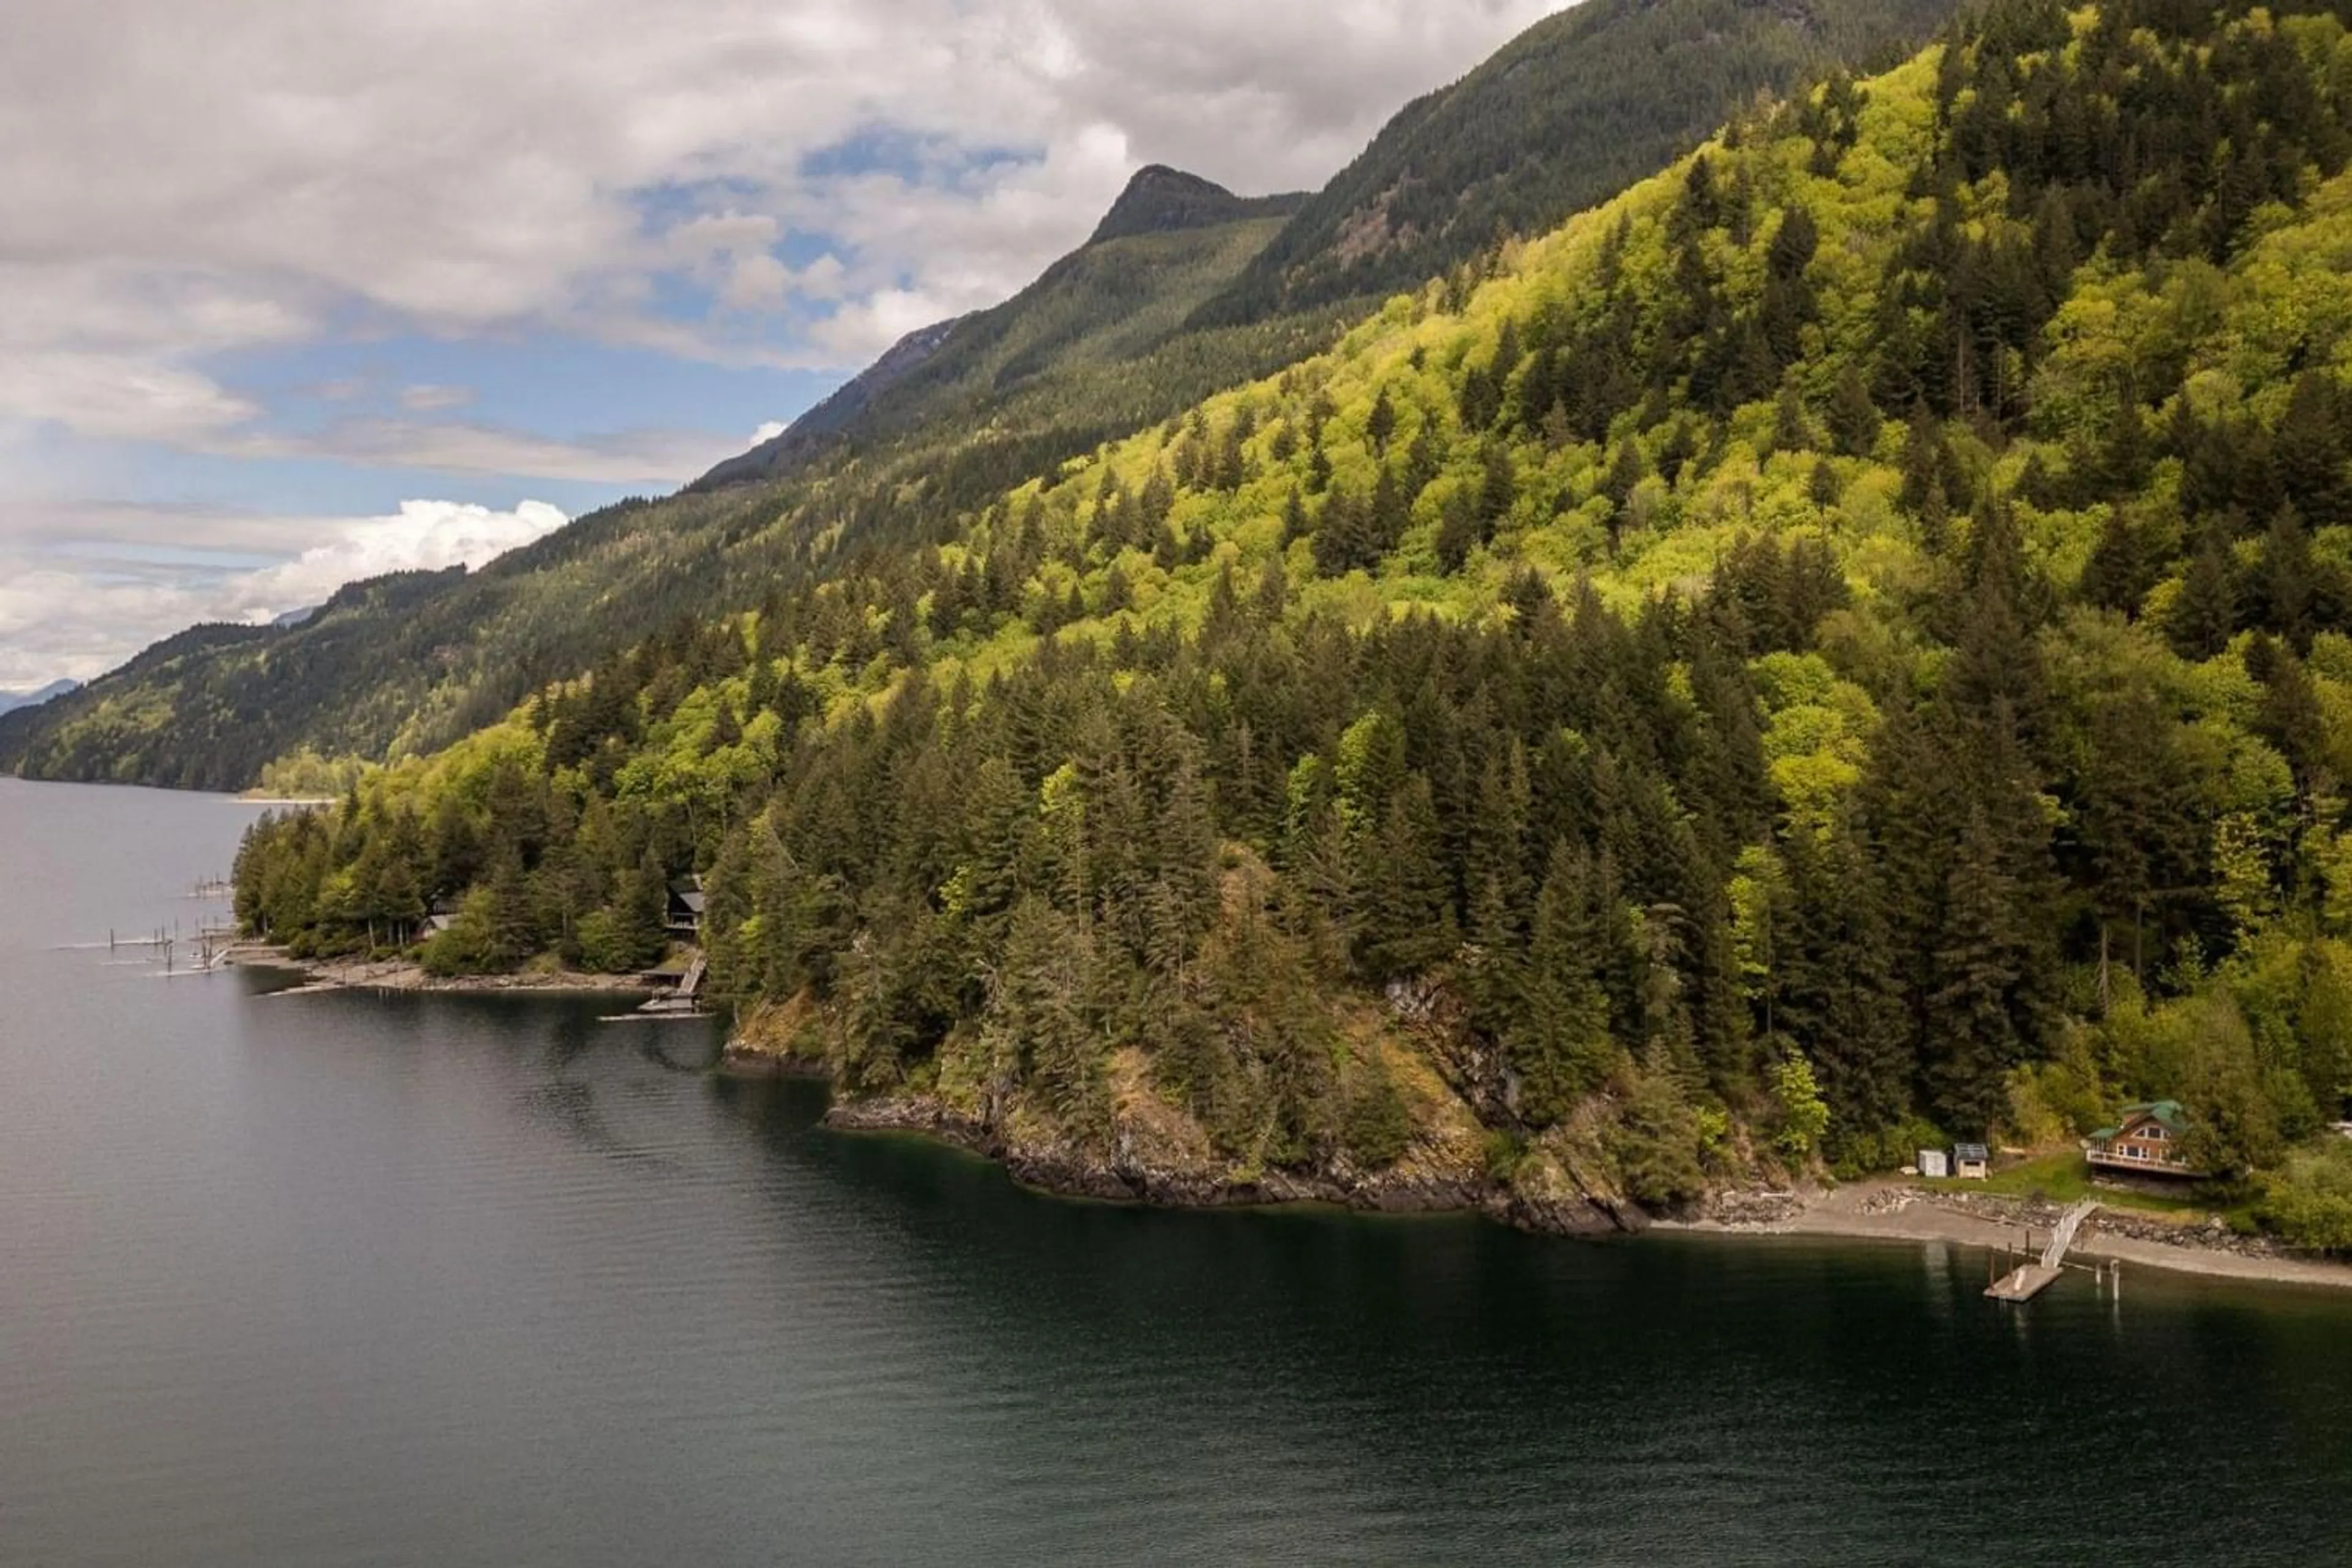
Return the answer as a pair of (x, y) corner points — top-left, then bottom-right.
(1986, 1200), (2098, 1302)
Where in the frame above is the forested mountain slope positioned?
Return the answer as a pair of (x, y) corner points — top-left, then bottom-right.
(0, 0), (1957, 793)
(235, 2), (2352, 1242)
(0, 179), (1311, 790)
(1188, 0), (1956, 327)
(691, 167), (1311, 492)
(707, 0), (1964, 490)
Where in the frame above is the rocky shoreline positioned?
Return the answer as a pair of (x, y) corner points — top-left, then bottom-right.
(797, 1079), (2352, 1289)
(232, 944), (654, 997)
(818, 1093), (1638, 1234)
(714, 1042), (833, 1080)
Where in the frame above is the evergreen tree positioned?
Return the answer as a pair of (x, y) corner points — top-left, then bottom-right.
(1436, 490), (1478, 575)
(1778, 823), (1910, 1144)
(1808, 458), (1842, 511)
(1366, 388), (1398, 456)
(1770, 386), (1813, 456)
(1510, 842), (1614, 1125)
(2079, 508), (2166, 619)
(1477, 444), (1517, 536)
(2169, 524), (2241, 660)
(1359, 775), (1455, 979)
(1828, 364), (1881, 458)
(2261, 505), (2316, 650)
(1926, 807), (2038, 1135)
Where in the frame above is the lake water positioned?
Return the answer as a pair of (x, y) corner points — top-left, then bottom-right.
(4, 777), (2352, 1565)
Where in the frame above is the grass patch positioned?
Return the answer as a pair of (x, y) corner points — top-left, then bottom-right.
(1920, 1150), (2212, 1216)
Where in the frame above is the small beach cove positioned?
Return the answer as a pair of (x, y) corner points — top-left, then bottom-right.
(1665, 1178), (2352, 1292)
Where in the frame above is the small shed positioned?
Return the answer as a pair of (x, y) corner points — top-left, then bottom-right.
(1953, 1142), (1991, 1180)
(1918, 1148), (1950, 1179)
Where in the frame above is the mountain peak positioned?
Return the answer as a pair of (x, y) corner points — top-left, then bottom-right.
(1087, 166), (1253, 245)
(0, 677), (78, 718)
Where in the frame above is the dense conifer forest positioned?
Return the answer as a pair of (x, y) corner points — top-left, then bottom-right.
(218, 0), (2352, 1243)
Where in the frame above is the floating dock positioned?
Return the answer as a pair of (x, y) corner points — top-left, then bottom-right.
(1987, 1199), (2099, 1302)
(1986, 1262), (2064, 1302)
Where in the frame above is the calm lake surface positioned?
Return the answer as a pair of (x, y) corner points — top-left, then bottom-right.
(4, 777), (2352, 1565)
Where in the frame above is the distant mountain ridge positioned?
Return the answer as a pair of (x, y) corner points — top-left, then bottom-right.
(695, 0), (1953, 497)
(693, 164), (1310, 494)
(0, 679), (77, 718)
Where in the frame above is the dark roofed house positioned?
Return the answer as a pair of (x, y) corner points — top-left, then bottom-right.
(2089, 1101), (2200, 1177)
(1953, 1142), (1991, 1180)
(667, 877), (707, 937)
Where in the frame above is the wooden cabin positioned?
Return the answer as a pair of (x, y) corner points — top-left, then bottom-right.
(666, 877), (707, 937)
(2088, 1101), (2199, 1177)
(1952, 1142), (1991, 1180)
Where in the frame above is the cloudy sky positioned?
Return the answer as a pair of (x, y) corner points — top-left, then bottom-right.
(0, 0), (1571, 691)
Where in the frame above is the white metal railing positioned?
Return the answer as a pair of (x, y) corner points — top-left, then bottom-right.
(2041, 1200), (2098, 1270)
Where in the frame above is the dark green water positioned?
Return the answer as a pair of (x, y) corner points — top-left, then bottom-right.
(4, 778), (2351, 1566)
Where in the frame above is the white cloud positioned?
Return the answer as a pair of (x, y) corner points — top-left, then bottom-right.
(2, 1), (1574, 407)
(0, 0), (1578, 681)
(0, 350), (259, 445)
(0, 499), (571, 689)
(240, 499), (569, 612)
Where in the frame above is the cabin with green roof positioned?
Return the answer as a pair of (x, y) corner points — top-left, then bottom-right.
(2087, 1101), (2199, 1179)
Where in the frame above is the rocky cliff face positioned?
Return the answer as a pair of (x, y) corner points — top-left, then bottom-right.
(814, 1095), (1643, 1235)
(722, 997), (1654, 1238)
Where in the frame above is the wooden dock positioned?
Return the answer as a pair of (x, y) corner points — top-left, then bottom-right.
(1986, 1262), (2064, 1301)
(604, 949), (709, 1023)
(1986, 1199), (2099, 1302)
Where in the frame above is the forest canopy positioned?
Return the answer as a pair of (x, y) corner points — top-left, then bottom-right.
(233, 1), (2352, 1243)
